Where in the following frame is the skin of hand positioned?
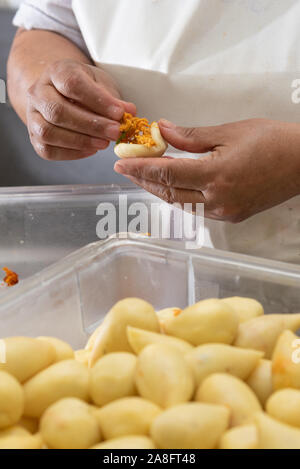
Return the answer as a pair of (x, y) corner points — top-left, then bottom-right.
(114, 118), (300, 223)
(8, 29), (136, 161)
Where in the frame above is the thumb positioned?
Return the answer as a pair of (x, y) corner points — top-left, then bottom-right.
(159, 119), (224, 153)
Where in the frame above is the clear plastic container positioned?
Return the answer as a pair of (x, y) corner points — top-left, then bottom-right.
(0, 235), (300, 349)
(0, 184), (159, 279)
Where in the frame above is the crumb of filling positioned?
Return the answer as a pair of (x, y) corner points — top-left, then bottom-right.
(2, 267), (19, 287)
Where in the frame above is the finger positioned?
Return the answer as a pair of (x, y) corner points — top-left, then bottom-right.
(49, 65), (126, 120)
(29, 111), (109, 151)
(30, 85), (121, 140)
(158, 119), (226, 153)
(120, 100), (137, 117)
(123, 175), (228, 221)
(114, 156), (214, 191)
(32, 141), (98, 161)
(122, 175), (205, 209)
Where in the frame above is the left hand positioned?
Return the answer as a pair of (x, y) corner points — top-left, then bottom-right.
(114, 118), (300, 222)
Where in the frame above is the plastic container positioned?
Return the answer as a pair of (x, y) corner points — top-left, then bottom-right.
(0, 184), (160, 278)
(0, 235), (300, 349)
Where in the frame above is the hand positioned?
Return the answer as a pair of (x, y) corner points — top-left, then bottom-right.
(27, 59), (136, 161)
(114, 118), (300, 222)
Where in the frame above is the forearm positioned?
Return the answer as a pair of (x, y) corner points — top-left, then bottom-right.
(7, 28), (92, 124)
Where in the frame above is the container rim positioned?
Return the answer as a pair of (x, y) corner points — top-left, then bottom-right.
(0, 184), (144, 199)
(0, 234), (300, 309)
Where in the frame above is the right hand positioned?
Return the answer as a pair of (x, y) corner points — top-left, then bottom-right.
(26, 59), (136, 161)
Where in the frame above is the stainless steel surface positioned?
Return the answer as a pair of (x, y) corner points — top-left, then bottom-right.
(0, 184), (159, 278)
(0, 235), (300, 348)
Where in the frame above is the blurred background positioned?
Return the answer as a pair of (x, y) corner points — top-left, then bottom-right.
(0, 0), (131, 186)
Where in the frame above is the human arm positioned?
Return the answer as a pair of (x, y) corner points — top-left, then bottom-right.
(7, 28), (135, 161)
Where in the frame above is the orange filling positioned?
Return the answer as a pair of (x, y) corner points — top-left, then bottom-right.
(2, 267), (19, 287)
(118, 113), (156, 148)
(173, 308), (182, 317)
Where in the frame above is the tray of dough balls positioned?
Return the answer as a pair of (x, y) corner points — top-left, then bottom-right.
(0, 235), (300, 450)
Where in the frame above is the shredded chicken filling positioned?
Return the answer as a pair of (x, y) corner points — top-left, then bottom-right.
(118, 113), (156, 148)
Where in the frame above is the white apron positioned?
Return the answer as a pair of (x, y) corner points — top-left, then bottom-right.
(73, 0), (300, 263)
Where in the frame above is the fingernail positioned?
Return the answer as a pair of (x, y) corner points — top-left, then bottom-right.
(159, 119), (175, 129)
(106, 123), (121, 140)
(114, 162), (127, 174)
(91, 138), (108, 148)
(82, 151), (97, 157)
(108, 105), (124, 120)
(120, 100), (137, 115)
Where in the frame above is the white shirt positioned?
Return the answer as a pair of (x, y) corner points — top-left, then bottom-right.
(13, 0), (88, 55)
